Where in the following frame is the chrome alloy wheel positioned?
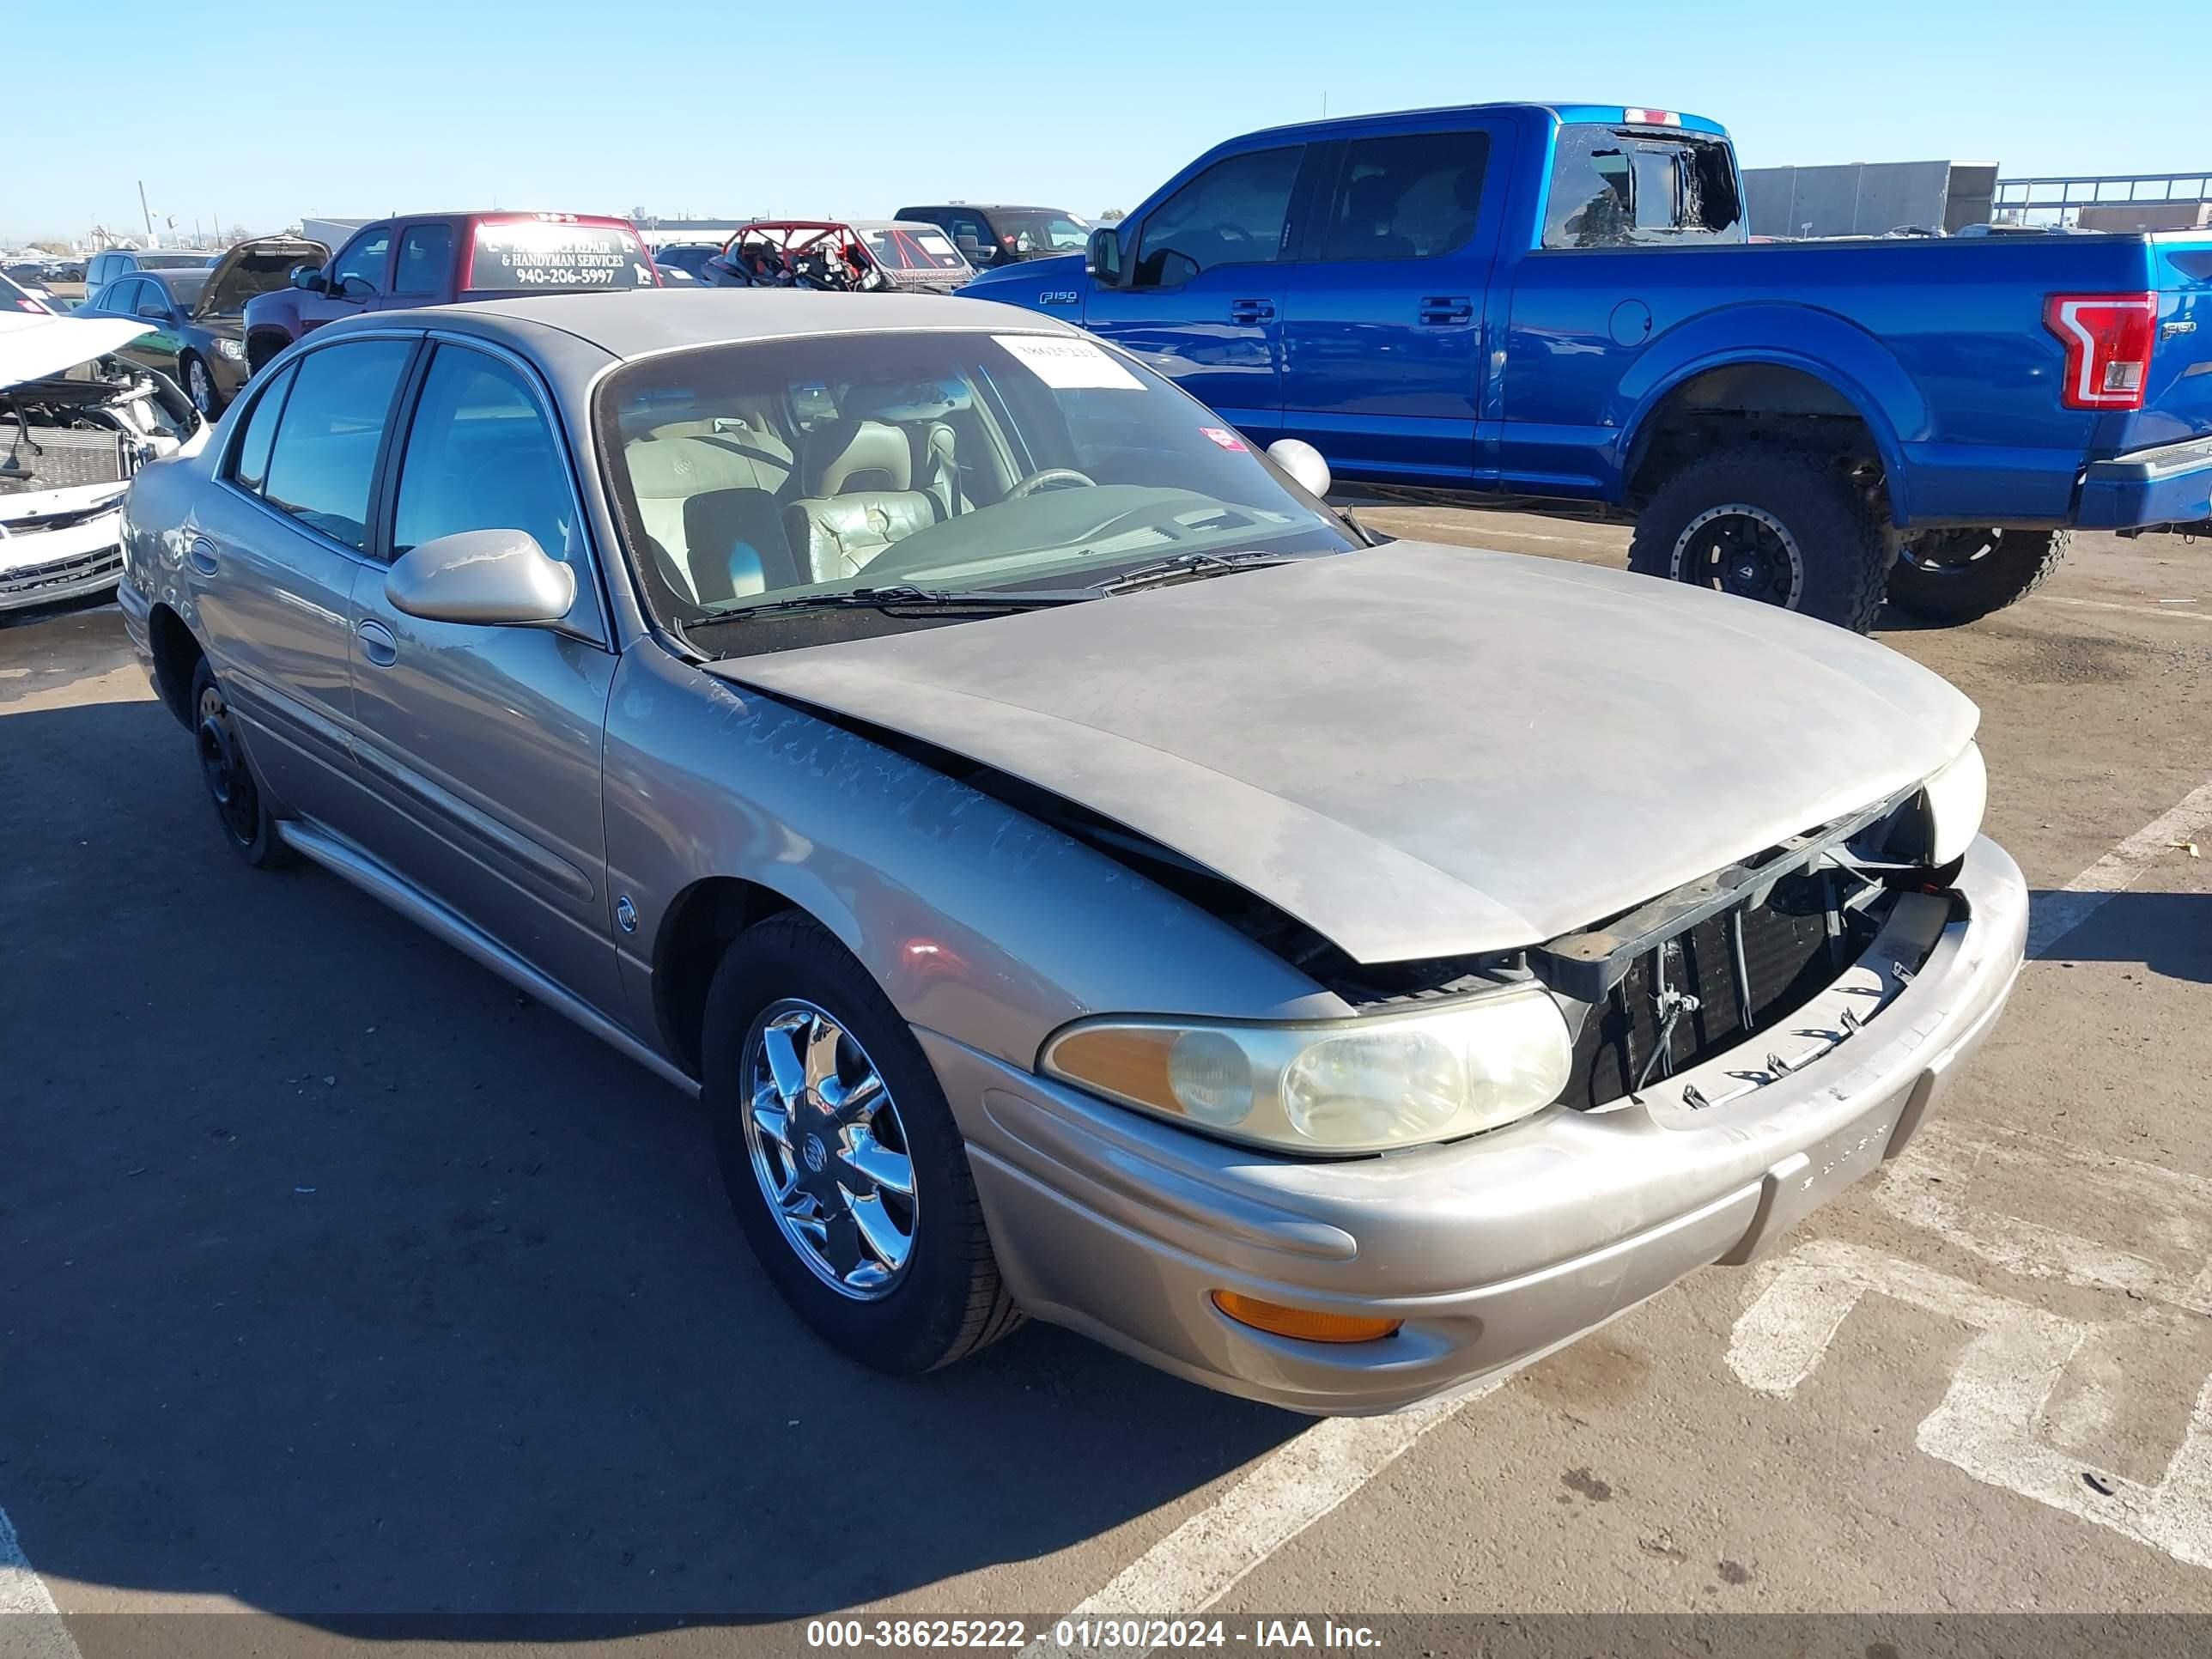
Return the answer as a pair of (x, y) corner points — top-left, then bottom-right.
(1672, 503), (1807, 609)
(741, 1000), (918, 1300)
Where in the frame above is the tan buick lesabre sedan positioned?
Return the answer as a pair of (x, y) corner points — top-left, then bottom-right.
(117, 290), (2025, 1414)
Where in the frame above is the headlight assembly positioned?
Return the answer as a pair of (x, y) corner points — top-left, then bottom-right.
(216, 337), (246, 362)
(1920, 741), (1986, 867)
(1041, 984), (1572, 1155)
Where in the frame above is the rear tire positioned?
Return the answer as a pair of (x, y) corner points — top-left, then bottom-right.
(1629, 447), (1893, 633)
(701, 913), (1022, 1374)
(1884, 527), (2069, 623)
(189, 659), (290, 868)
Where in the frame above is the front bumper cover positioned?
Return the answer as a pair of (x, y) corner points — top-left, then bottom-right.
(927, 836), (2028, 1414)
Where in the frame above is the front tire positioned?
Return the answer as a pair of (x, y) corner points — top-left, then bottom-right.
(189, 659), (289, 868)
(1885, 527), (2068, 623)
(702, 914), (1022, 1373)
(181, 354), (223, 419)
(1629, 447), (1893, 633)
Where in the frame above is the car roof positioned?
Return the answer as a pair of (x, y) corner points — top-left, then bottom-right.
(341, 288), (1079, 366)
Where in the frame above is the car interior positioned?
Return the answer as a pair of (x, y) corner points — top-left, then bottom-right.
(617, 378), (1018, 605)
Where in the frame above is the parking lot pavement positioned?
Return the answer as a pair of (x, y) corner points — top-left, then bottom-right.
(3, 511), (2210, 1651)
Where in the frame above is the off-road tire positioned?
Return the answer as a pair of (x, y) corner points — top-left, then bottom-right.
(1629, 447), (1893, 633)
(1884, 527), (2069, 624)
(701, 913), (1023, 1373)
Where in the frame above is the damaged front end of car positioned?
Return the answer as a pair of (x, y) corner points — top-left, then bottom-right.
(2, 350), (202, 611)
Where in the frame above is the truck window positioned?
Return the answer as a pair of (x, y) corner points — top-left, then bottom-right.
(1133, 146), (1304, 288)
(393, 224), (453, 296)
(1541, 125), (1744, 248)
(1321, 131), (1491, 262)
(330, 227), (393, 292)
(469, 221), (655, 291)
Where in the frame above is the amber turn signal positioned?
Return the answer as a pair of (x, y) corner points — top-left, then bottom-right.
(1211, 1291), (1402, 1345)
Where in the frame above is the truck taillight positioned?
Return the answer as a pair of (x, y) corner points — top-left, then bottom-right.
(2044, 293), (2157, 410)
(1624, 107), (1682, 126)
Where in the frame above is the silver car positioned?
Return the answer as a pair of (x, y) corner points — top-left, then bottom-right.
(118, 290), (2025, 1414)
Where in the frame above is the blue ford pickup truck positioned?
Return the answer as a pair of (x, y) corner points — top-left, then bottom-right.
(966, 103), (2212, 629)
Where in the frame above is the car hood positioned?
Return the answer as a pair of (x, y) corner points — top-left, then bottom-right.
(194, 236), (329, 322)
(0, 311), (154, 388)
(709, 543), (1979, 963)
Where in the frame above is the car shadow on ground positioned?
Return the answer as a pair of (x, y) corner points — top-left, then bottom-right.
(0, 690), (1303, 1635)
(2029, 888), (2212, 984)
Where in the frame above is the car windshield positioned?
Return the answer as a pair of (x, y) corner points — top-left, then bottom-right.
(598, 329), (1355, 644)
(996, 211), (1091, 255)
(856, 225), (971, 273)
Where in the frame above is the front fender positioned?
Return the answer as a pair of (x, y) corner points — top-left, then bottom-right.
(603, 646), (1340, 1073)
(1618, 304), (1933, 522)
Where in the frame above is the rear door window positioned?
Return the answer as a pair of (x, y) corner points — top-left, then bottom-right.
(392, 223), (453, 296)
(467, 220), (654, 292)
(1542, 125), (1744, 248)
(1320, 131), (1491, 262)
(1133, 146), (1305, 287)
(98, 278), (143, 316)
(260, 339), (414, 550)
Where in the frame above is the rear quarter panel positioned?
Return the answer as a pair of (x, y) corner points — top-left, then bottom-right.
(1505, 236), (2173, 524)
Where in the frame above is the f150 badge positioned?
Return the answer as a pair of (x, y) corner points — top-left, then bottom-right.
(1039, 290), (1081, 307)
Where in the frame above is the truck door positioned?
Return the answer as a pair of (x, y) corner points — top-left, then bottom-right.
(1277, 124), (1508, 488)
(302, 223), (393, 334)
(1082, 144), (1311, 444)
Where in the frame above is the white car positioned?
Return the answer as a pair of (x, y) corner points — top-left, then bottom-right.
(1, 311), (206, 612)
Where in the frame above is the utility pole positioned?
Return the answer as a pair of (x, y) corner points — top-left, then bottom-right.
(137, 180), (154, 243)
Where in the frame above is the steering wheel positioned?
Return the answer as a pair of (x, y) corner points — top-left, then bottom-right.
(1006, 467), (1097, 500)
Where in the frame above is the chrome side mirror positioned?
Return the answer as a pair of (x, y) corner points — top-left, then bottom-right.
(384, 528), (574, 626)
(1266, 438), (1331, 499)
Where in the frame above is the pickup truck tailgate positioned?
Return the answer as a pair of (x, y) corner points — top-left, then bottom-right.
(2141, 237), (2212, 442)
(2078, 236), (2212, 529)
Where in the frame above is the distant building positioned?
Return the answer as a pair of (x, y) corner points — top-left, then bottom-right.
(1743, 161), (1998, 239)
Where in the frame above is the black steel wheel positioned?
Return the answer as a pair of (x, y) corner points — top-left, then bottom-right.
(189, 659), (289, 867)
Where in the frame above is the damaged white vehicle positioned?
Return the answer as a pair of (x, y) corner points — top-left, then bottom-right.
(1, 312), (205, 612)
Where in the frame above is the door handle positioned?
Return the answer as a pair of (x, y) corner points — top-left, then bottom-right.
(1228, 299), (1275, 324)
(187, 537), (219, 575)
(1419, 297), (1474, 325)
(356, 618), (398, 667)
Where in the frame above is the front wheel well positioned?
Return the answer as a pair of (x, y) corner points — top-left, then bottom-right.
(1627, 363), (1889, 515)
(146, 602), (204, 730)
(652, 876), (799, 1078)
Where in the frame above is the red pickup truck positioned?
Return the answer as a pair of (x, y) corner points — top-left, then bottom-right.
(242, 211), (659, 372)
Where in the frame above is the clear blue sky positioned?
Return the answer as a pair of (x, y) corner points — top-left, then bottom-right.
(9, 0), (2205, 245)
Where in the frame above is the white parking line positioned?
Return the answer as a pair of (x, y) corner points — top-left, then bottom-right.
(0, 1506), (80, 1659)
(1025, 1369), (1530, 1656)
(2032, 595), (2210, 625)
(2027, 779), (2212, 958)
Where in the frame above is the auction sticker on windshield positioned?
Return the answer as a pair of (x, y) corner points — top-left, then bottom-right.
(471, 220), (655, 291)
(994, 334), (1144, 391)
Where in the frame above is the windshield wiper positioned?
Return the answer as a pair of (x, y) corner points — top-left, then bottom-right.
(706, 584), (1093, 622)
(1093, 550), (1297, 595)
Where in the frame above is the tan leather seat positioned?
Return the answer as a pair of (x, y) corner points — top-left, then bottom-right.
(624, 430), (799, 601)
(782, 420), (939, 582)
